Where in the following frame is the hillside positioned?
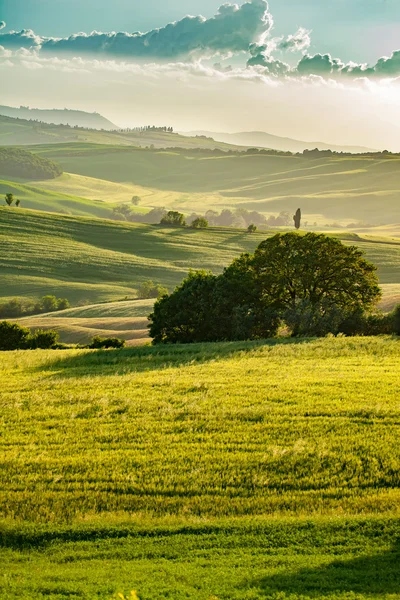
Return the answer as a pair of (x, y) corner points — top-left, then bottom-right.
(184, 129), (376, 153)
(1, 208), (399, 311)
(0, 147), (62, 180)
(0, 105), (118, 129)
(0, 115), (245, 150)
(1, 337), (399, 597)
(28, 143), (400, 225)
(19, 299), (155, 345)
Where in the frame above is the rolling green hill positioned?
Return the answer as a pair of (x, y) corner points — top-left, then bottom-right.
(28, 143), (400, 225)
(1, 208), (399, 311)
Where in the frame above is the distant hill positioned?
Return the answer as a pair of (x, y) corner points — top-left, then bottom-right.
(0, 105), (118, 130)
(183, 130), (376, 154)
(0, 115), (245, 150)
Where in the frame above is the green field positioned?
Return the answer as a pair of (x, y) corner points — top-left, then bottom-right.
(1, 208), (400, 308)
(19, 300), (155, 345)
(26, 144), (400, 225)
(1, 337), (399, 598)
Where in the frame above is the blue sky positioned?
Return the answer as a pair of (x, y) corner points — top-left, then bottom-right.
(1, 0), (400, 62)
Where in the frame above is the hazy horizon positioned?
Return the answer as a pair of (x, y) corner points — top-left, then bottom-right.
(1, 0), (400, 149)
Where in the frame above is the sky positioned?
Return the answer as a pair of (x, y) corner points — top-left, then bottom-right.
(1, 0), (400, 149)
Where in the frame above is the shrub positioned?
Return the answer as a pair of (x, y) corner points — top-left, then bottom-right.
(283, 300), (347, 337)
(0, 321), (30, 351)
(191, 217), (208, 229)
(28, 329), (59, 349)
(137, 280), (168, 300)
(89, 336), (126, 349)
(160, 211), (186, 227)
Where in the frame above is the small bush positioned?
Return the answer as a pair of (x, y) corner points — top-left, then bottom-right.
(339, 309), (395, 336)
(89, 336), (126, 349)
(393, 304), (400, 335)
(137, 280), (168, 300)
(160, 211), (186, 227)
(28, 329), (59, 349)
(0, 321), (31, 351)
(191, 217), (208, 229)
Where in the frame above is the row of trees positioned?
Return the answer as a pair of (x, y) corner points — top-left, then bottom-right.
(149, 233), (399, 343)
(0, 148), (63, 180)
(0, 295), (70, 319)
(111, 204), (302, 231)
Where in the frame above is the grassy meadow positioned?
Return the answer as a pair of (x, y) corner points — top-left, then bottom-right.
(1, 206), (399, 310)
(27, 143), (400, 225)
(0, 336), (399, 598)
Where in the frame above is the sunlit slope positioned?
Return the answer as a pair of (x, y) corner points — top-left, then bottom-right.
(0, 178), (116, 218)
(31, 144), (400, 224)
(1, 208), (399, 311)
(0, 208), (274, 304)
(19, 299), (155, 345)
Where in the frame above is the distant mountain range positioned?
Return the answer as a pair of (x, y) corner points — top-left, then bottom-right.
(0, 105), (118, 130)
(182, 130), (376, 154)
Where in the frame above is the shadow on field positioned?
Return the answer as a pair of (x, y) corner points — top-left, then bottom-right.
(255, 539), (400, 597)
(38, 338), (312, 379)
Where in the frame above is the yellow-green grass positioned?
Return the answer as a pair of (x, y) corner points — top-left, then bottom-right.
(1, 337), (399, 522)
(18, 300), (155, 345)
(1, 208), (400, 308)
(19, 315), (149, 346)
(0, 337), (399, 598)
(0, 177), (115, 218)
(29, 144), (400, 224)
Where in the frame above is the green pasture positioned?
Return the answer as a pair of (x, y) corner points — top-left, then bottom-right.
(1, 208), (400, 308)
(28, 144), (400, 224)
(0, 336), (399, 598)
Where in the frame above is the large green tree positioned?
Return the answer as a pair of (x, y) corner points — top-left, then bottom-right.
(149, 233), (382, 344)
(251, 233), (380, 312)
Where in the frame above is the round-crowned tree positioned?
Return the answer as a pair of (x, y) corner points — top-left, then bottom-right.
(251, 232), (381, 313)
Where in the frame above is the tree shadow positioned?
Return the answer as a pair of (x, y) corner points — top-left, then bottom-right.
(36, 338), (312, 379)
(255, 539), (400, 597)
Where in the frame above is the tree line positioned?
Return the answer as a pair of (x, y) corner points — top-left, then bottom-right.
(0, 295), (70, 319)
(149, 233), (400, 344)
(111, 203), (301, 231)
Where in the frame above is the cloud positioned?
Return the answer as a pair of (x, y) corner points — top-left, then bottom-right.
(297, 53), (344, 75)
(0, 28), (42, 48)
(0, 0), (273, 60)
(277, 27), (311, 53)
(0, 21), (6, 30)
(294, 50), (400, 78)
